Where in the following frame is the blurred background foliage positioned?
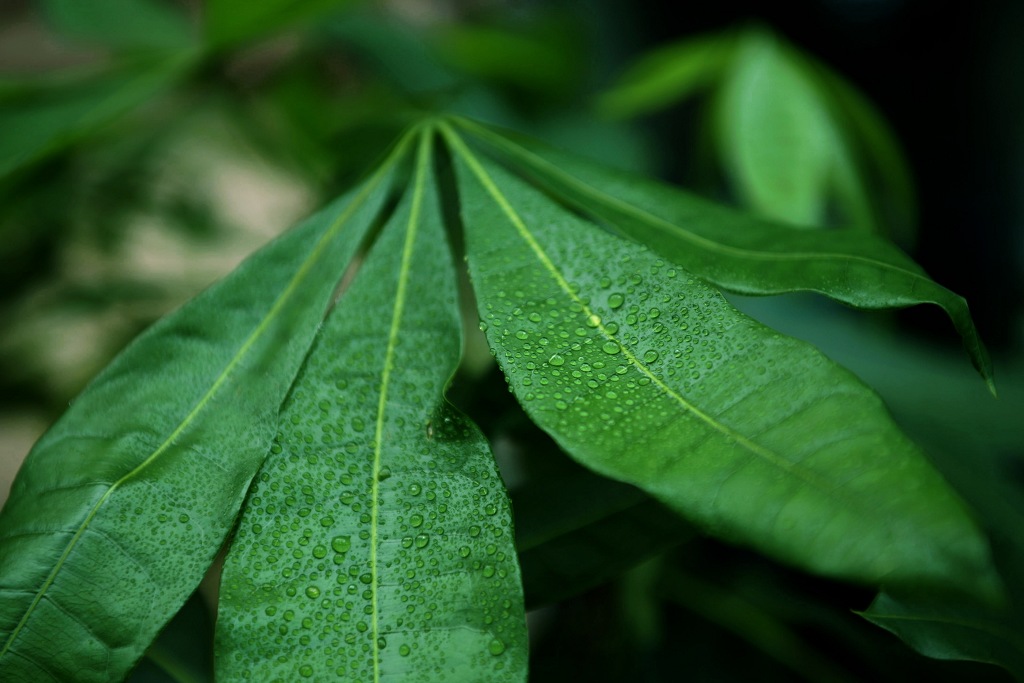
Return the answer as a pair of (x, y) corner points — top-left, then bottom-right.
(0, 0), (1021, 681)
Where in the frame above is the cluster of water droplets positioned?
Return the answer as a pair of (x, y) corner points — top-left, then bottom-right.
(468, 175), (790, 478)
(219, 335), (521, 681)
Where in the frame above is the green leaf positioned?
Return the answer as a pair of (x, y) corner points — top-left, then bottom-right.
(714, 30), (836, 226)
(451, 117), (994, 391)
(0, 55), (194, 179)
(328, 13), (459, 96)
(216, 128), (527, 682)
(812, 61), (918, 245)
(442, 122), (998, 597)
(862, 590), (1024, 679)
(596, 32), (735, 119)
(514, 467), (690, 610)
(204, 0), (355, 49)
(43, 0), (194, 52)
(432, 24), (578, 94)
(0, 136), (410, 682)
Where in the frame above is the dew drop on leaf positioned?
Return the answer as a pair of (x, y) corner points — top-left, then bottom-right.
(331, 536), (351, 553)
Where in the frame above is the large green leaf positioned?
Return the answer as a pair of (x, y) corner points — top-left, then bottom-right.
(216, 128), (527, 682)
(451, 117), (993, 391)
(442, 122), (998, 597)
(0, 136), (410, 682)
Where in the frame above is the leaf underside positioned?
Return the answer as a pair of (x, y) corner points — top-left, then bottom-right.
(216, 129), (527, 682)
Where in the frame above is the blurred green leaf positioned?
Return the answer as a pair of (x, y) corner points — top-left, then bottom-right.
(596, 32), (735, 119)
(433, 24), (579, 94)
(328, 12), (458, 96)
(662, 568), (860, 683)
(715, 30), (835, 226)
(204, 0), (356, 48)
(513, 467), (690, 610)
(42, 0), (194, 52)
(812, 62), (918, 244)
(0, 54), (194, 179)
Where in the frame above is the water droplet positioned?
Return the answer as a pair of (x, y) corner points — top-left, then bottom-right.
(305, 585), (320, 599)
(515, 330), (528, 340)
(414, 533), (429, 549)
(377, 637), (387, 649)
(643, 350), (659, 363)
(608, 293), (625, 309)
(602, 341), (620, 355)
(548, 353), (565, 366)
(178, 514), (190, 523)
(410, 513), (424, 528)
(484, 504), (497, 516)
(299, 664), (314, 677)
(312, 545), (327, 559)
(332, 536), (351, 553)
(459, 546), (471, 558)
(399, 644), (411, 657)
(488, 638), (506, 656)
(409, 483), (422, 496)
(377, 466), (392, 481)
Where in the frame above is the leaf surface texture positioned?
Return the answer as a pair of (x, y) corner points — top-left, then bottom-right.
(444, 123), (996, 594)
(0, 138), (407, 682)
(216, 129), (528, 682)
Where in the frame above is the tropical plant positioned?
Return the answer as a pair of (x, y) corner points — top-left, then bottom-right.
(1, 2), (1021, 682)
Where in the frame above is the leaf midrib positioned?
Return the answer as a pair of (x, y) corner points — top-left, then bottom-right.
(441, 121), (842, 501)
(368, 125), (433, 683)
(0, 130), (415, 662)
